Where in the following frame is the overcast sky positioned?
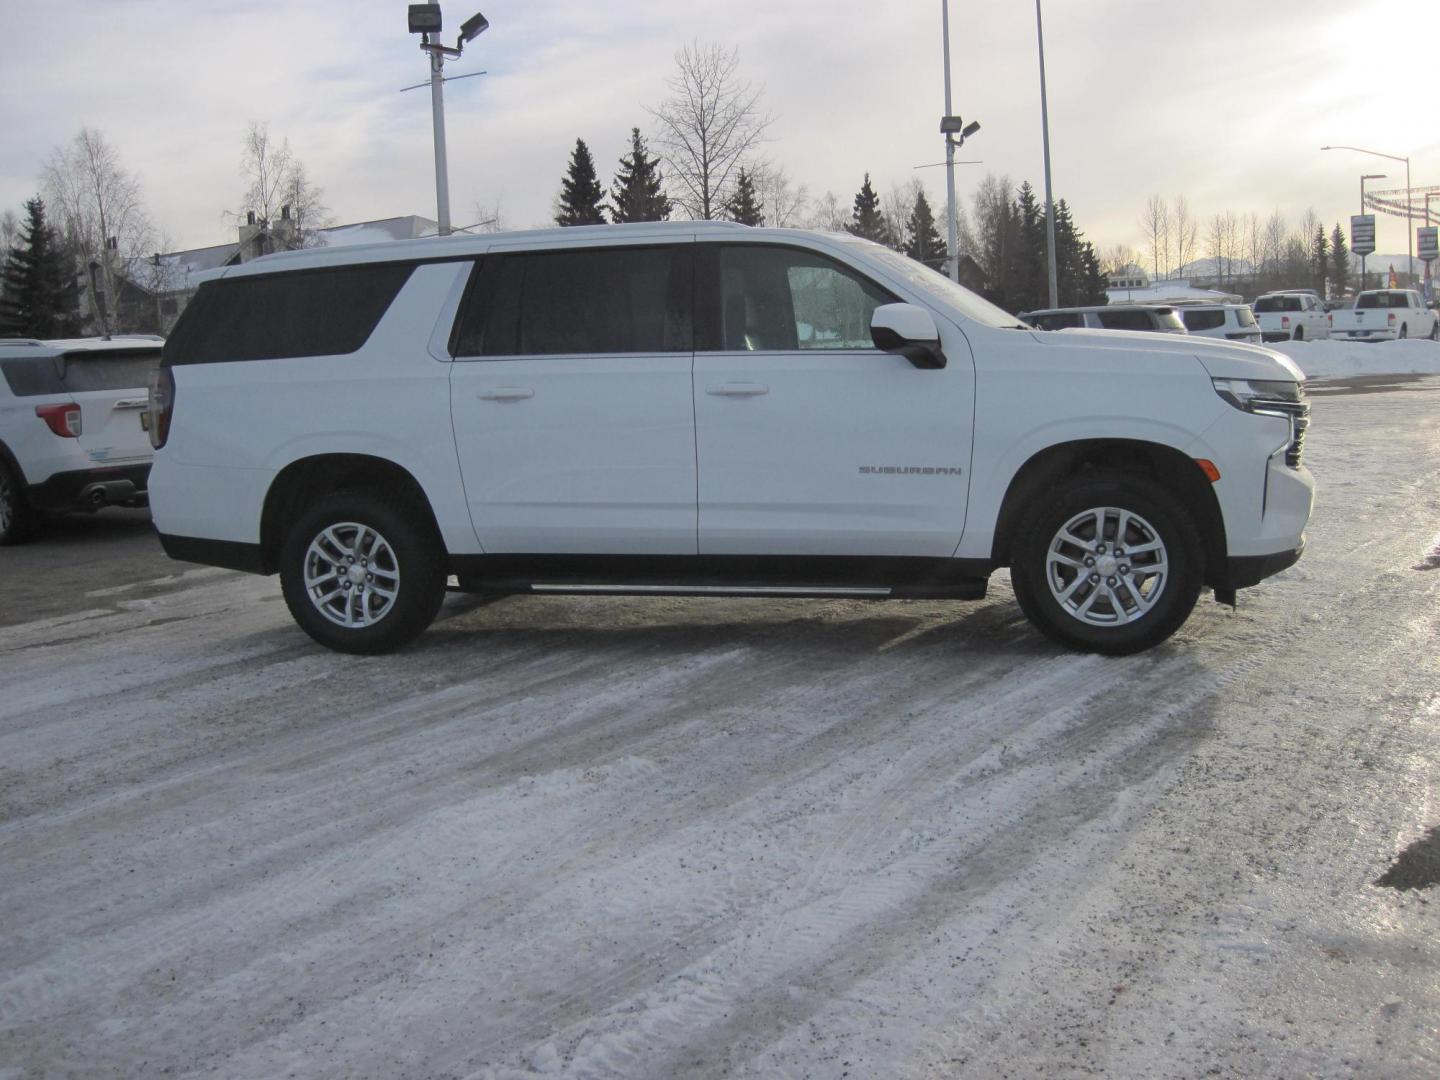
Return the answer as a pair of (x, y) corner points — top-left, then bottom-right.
(3, 0), (1435, 265)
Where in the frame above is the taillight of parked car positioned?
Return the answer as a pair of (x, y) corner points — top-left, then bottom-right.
(1387, 312), (1397, 327)
(148, 366), (175, 449)
(1280, 316), (1291, 329)
(34, 403), (81, 438)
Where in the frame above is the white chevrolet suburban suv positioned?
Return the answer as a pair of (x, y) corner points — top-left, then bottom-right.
(148, 222), (1313, 655)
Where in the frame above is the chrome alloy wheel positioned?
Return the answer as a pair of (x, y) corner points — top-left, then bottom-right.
(302, 521), (401, 629)
(1044, 506), (1168, 627)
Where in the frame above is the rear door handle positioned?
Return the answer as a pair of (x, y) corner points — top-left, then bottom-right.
(477, 387), (534, 401)
(706, 383), (769, 397)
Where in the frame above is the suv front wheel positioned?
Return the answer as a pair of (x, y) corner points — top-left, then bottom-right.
(279, 491), (447, 654)
(1011, 472), (1203, 655)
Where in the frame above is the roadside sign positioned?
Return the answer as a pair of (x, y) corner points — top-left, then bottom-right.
(1351, 214), (1376, 256)
(1419, 227), (1439, 263)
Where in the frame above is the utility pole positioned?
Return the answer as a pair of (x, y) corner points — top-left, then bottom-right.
(427, 38), (452, 235)
(942, 1), (958, 282)
(1036, 0), (1058, 308)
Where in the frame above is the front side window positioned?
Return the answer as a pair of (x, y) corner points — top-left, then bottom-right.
(711, 245), (896, 352)
(453, 246), (690, 357)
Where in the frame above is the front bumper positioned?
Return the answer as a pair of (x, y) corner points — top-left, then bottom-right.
(1222, 540), (1304, 590)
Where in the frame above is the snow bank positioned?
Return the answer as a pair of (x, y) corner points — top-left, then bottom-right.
(1271, 338), (1440, 379)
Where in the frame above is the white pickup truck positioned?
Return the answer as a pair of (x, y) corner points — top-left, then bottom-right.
(1328, 289), (1439, 342)
(1252, 292), (1330, 342)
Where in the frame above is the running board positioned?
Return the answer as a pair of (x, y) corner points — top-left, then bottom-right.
(529, 583), (893, 598)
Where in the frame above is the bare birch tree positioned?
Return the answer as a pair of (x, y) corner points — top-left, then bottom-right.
(43, 127), (153, 332)
(806, 191), (848, 233)
(1172, 195), (1197, 277)
(649, 42), (772, 220)
(751, 161), (808, 228)
(237, 121), (331, 251)
(1138, 194), (1169, 279)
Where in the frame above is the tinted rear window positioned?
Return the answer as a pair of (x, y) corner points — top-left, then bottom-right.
(164, 263), (414, 365)
(1182, 309), (1225, 332)
(1255, 296), (1302, 313)
(453, 246), (690, 357)
(1, 349), (160, 396)
(1097, 310), (1155, 331)
(1359, 292), (1414, 309)
(60, 349), (160, 391)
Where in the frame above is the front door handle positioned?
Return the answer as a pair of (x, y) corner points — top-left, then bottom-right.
(477, 387), (534, 401)
(706, 383), (770, 397)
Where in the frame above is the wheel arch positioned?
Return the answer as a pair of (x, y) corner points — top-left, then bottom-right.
(259, 453), (443, 573)
(991, 439), (1228, 585)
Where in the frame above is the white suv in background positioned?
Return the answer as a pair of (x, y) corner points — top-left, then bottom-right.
(148, 222), (1314, 656)
(1177, 303), (1262, 344)
(0, 336), (161, 544)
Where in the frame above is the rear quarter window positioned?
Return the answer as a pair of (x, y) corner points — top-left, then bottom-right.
(1182, 309), (1225, 332)
(164, 263), (414, 365)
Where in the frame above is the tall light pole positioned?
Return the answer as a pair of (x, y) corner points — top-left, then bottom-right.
(941, 2), (957, 282)
(1036, 0), (1058, 308)
(1359, 173), (1386, 291)
(409, 5), (489, 237)
(1324, 145), (1412, 281)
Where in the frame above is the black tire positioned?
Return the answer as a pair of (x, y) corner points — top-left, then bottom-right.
(0, 460), (36, 546)
(1430, 321), (1438, 341)
(279, 490), (447, 654)
(1293, 326), (1304, 341)
(1399, 324), (1408, 340)
(1010, 471), (1204, 656)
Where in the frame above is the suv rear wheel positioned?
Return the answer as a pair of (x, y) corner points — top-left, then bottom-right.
(0, 461), (36, 545)
(1011, 471), (1203, 655)
(279, 491), (447, 654)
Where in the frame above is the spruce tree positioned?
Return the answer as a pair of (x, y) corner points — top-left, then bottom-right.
(0, 197), (81, 338)
(610, 128), (671, 223)
(1014, 182), (1047, 312)
(724, 168), (765, 226)
(1312, 224), (1330, 295)
(847, 174), (889, 245)
(1330, 223), (1350, 298)
(903, 188), (946, 270)
(1050, 200), (1107, 306)
(554, 139), (607, 227)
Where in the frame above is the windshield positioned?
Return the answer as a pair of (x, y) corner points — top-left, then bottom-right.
(1255, 296), (1302, 313)
(860, 245), (1023, 329)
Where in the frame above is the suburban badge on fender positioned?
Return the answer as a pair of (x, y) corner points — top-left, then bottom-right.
(859, 466), (964, 476)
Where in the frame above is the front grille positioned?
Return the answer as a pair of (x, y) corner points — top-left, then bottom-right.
(1254, 394), (1309, 468)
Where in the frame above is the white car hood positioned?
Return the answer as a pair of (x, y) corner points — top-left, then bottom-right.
(1034, 328), (1304, 383)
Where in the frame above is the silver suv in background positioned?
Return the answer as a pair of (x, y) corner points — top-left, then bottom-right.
(1020, 305), (1188, 334)
(0, 336), (161, 544)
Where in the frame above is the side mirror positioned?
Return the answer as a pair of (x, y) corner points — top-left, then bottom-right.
(871, 303), (947, 369)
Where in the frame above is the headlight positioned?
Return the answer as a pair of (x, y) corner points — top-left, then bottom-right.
(1212, 378), (1301, 418)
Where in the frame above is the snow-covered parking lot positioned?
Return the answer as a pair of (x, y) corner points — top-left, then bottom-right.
(2, 346), (1439, 1079)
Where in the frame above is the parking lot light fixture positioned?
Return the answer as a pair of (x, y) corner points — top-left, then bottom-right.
(409, 6), (489, 236)
(1324, 145), (1413, 282)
